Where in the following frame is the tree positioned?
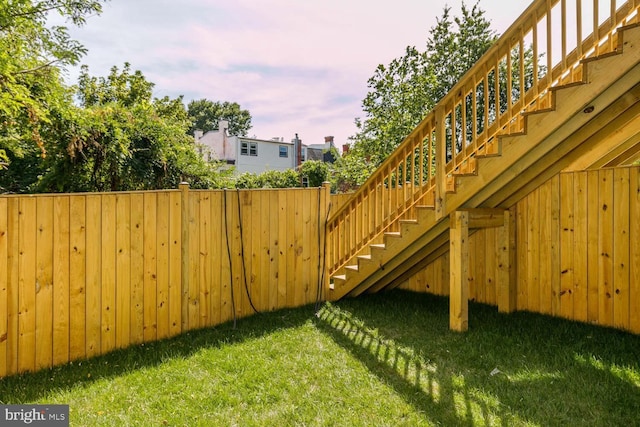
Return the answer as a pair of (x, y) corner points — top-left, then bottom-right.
(0, 0), (105, 170)
(342, 1), (497, 184)
(187, 98), (252, 137)
(33, 64), (222, 192)
(299, 160), (329, 188)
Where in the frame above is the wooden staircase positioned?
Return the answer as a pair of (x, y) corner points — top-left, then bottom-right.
(326, 1), (640, 317)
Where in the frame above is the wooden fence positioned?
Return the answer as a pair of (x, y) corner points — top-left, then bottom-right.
(402, 165), (640, 334)
(0, 185), (331, 378)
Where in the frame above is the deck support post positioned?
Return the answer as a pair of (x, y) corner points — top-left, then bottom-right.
(450, 208), (514, 331)
(450, 211), (469, 332)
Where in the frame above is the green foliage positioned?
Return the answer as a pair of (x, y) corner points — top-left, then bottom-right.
(0, 0), (105, 171)
(330, 148), (377, 193)
(187, 98), (252, 137)
(235, 168), (301, 189)
(35, 65), (221, 192)
(299, 160), (329, 187)
(77, 62), (153, 108)
(337, 1), (497, 189)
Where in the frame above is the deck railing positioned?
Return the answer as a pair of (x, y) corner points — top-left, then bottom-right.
(327, 0), (640, 276)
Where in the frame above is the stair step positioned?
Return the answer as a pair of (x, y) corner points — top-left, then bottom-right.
(384, 231), (401, 238)
(399, 219), (418, 225)
(357, 254), (372, 261)
(345, 265), (359, 272)
(370, 243), (386, 250)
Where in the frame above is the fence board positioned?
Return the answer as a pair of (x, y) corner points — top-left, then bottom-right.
(208, 192), (221, 328)
(241, 190), (251, 316)
(269, 191), (280, 311)
(516, 197), (528, 309)
(220, 191), (232, 324)
(69, 196), (86, 361)
(116, 194), (131, 349)
(485, 227), (497, 305)
(539, 180), (552, 315)
(560, 173), (574, 319)
(130, 193), (144, 344)
(286, 190), (296, 308)
(18, 197), (37, 373)
(253, 191), (264, 313)
(550, 175), (561, 317)
(0, 198), (8, 377)
(227, 192), (242, 321)
(301, 190), (311, 305)
(277, 191), (288, 307)
(188, 193), (200, 330)
(587, 171), (600, 323)
(101, 194), (116, 353)
(35, 197), (53, 371)
(598, 169), (614, 327)
(573, 173), (588, 322)
(85, 195), (101, 357)
(197, 192), (210, 328)
(52, 196), (70, 366)
(613, 168), (630, 330)
(157, 192), (171, 338)
(6, 198), (19, 375)
(527, 188), (541, 313)
(169, 191), (182, 336)
(143, 193), (157, 342)
(630, 168), (640, 333)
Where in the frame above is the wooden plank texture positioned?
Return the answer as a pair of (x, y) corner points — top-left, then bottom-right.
(450, 211), (469, 332)
(129, 193), (145, 344)
(52, 196), (70, 366)
(0, 198), (7, 377)
(630, 168), (640, 333)
(115, 194), (131, 349)
(155, 191), (170, 337)
(613, 168), (630, 330)
(19, 197), (37, 373)
(143, 192), (157, 342)
(69, 196), (86, 361)
(101, 194), (116, 353)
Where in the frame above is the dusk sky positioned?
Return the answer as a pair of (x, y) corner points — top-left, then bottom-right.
(61, 0), (533, 147)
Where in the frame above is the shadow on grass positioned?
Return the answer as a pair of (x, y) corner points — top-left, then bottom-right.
(315, 290), (640, 426)
(0, 306), (310, 404)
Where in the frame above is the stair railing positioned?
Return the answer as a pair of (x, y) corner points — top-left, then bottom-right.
(327, 0), (640, 276)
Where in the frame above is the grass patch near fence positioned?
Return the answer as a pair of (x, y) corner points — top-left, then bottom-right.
(1, 290), (639, 426)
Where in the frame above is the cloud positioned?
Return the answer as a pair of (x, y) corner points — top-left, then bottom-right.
(63, 0), (533, 146)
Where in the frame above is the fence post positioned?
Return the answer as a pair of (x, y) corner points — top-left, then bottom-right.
(435, 106), (447, 219)
(322, 182), (332, 301)
(179, 182), (190, 331)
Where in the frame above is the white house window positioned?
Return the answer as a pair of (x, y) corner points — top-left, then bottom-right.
(241, 141), (258, 156)
(279, 145), (288, 158)
(301, 147), (307, 162)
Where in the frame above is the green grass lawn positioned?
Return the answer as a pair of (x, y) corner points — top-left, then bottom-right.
(1, 290), (639, 426)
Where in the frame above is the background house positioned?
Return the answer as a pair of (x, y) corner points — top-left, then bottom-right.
(194, 121), (335, 175)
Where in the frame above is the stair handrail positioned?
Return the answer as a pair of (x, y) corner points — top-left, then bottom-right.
(327, 0), (640, 275)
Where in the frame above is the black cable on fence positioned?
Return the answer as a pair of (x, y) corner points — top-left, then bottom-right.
(236, 189), (260, 314)
(222, 190), (237, 329)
